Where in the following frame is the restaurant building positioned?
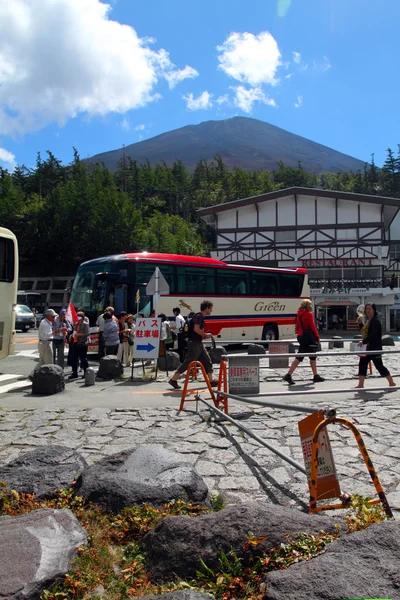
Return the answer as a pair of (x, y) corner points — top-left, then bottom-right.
(198, 187), (400, 331)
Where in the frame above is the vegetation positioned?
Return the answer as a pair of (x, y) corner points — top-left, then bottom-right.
(0, 482), (389, 600)
(1, 146), (400, 275)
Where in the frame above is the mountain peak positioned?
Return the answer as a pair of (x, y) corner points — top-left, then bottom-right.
(89, 116), (365, 174)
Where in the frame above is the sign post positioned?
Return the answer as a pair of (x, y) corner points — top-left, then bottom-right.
(228, 356), (260, 395)
(298, 410), (340, 501)
(133, 317), (161, 360)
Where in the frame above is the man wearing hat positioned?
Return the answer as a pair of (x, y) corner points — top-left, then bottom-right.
(38, 309), (67, 366)
(52, 309), (72, 368)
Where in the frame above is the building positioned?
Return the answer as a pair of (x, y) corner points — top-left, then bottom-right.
(198, 187), (400, 331)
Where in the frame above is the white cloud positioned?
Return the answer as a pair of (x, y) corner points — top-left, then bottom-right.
(216, 94), (230, 105)
(217, 31), (282, 86)
(135, 124), (145, 131)
(293, 51), (301, 63)
(0, 147), (16, 170)
(294, 95), (303, 108)
(285, 73), (293, 79)
(321, 56), (332, 71)
(164, 65), (198, 89)
(0, 0), (197, 136)
(120, 117), (130, 131)
(183, 91), (213, 111)
(232, 86), (277, 113)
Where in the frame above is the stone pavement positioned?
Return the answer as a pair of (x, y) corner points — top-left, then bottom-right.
(1, 382), (400, 511)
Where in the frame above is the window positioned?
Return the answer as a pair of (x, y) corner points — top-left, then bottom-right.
(136, 263), (176, 293)
(217, 269), (249, 295)
(279, 273), (304, 296)
(251, 272), (279, 296)
(0, 237), (15, 283)
(177, 266), (215, 294)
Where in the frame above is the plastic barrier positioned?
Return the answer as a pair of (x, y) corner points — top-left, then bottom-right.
(179, 359), (228, 413)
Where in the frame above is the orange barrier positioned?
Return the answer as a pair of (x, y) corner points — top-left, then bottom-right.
(309, 416), (393, 517)
(179, 359), (228, 413)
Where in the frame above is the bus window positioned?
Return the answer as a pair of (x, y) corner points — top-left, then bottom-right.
(279, 273), (304, 297)
(251, 272), (279, 296)
(0, 237), (15, 283)
(217, 269), (249, 295)
(177, 266), (216, 294)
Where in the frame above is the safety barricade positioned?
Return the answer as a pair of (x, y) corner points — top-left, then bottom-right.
(179, 359), (228, 413)
(194, 391), (394, 517)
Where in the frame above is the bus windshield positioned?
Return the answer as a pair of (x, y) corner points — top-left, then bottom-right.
(0, 227), (18, 359)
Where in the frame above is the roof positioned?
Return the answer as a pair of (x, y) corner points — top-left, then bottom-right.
(197, 187), (400, 216)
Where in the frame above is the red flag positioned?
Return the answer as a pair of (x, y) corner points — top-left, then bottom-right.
(66, 301), (79, 324)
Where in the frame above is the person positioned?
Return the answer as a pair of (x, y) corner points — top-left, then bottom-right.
(38, 308), (66, 366)
(355, 303), (396, 389)
(77, 307), (90, 325)
(331, 313), (339, 330)
(68, 311), (89, 379)
(96, 306), (115, 358)
(150, 310), (156, 318)
(125, 314), (135, 367)
(168, 301), (217, 389)
(103, 311), (120, 355)
(117, 311), (128, 362)
(52, 308), (72, 368)
(283, 300), (325, 385)
(159, 313), (174, 352)
(236, 279), (247, 294)
(317, 312), (324, 334)
(390, 273), (396, 290)
(172, 307), (186, 361)
(32, 307), (38, 329)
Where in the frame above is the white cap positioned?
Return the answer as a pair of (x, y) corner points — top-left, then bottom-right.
(45, 309), (57, 316)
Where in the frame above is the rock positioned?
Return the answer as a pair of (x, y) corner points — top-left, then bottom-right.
(247, 344), (266, 355)
(0, 446), (87, 500)
(75, 445), (208, 513)
(264, 519), (400, 600)
(97, 355), (124, 380)
(0, 508), (87, 600)
(142, 502), (344, 582)
(31, 364), (64, 396)
(141, 592), (214, 600)
(381, 334), (395, 346)
(157, 351), (180, 372)
(208, 345), (227, 364)
(331, 336), (344, 348)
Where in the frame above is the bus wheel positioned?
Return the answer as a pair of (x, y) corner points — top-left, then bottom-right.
(262, 324), (278, 342)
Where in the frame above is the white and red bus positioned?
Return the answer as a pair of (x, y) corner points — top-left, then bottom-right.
(0, 227), (18, 359)
(70, 252), (309, 347)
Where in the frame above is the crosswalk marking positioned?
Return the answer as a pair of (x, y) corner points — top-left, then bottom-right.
(0, 380), (31, 394)
(0, 374), (21, 383)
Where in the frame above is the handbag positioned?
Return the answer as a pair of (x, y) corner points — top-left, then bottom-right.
(128, 337), (134, 346)
(297, 314), (318, 347)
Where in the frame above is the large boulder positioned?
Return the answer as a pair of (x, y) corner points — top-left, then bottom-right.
(0, 446), (87, 500)
(75, 445), (208, 513)
(264, 519), (400, 600)
(157, 351), (180, 372)
(141, 502), (343, 582)
(97, 355), (124, 380)
(381, 334), (395, 346)
(141, 593), (214, 600)
(31, 364), (64, 396)
(0, 508), (87, 600)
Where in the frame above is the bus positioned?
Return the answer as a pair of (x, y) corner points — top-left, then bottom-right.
(17, 291), (46, 321)
(70, 252), (309, 346)
(0, 227), (18, 359)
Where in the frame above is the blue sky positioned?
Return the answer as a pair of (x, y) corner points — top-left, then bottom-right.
(0, 0), (399, 172)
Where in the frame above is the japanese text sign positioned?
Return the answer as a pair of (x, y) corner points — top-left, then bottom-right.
(133, 318), (161, 359)
(228, 356), (260, 395)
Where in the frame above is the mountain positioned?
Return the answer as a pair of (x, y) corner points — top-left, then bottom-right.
(88, 116), (366, 174)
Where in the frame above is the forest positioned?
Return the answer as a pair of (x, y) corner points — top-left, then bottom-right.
(0, 146), (399, 275)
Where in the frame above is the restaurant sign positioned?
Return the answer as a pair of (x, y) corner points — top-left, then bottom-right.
(302, 258), (372, 268)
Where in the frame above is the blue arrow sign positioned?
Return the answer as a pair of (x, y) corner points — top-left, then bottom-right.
(137, 343), (156, 352)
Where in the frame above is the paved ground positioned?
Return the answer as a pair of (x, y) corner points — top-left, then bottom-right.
(0, 330), (399, 512)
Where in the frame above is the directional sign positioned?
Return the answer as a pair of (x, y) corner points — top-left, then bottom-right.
(146, 267), (170, 296)
(133, 318), (161, 359)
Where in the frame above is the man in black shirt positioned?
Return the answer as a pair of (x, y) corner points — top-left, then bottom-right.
(168, 300), (217, 389)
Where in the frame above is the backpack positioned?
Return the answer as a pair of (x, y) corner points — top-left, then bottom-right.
(183, 314), (196, 340)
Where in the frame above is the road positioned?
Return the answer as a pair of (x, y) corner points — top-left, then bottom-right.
(1, 329), (399, 510)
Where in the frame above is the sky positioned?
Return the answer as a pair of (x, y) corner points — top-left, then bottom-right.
(0, 0), (399, 172)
